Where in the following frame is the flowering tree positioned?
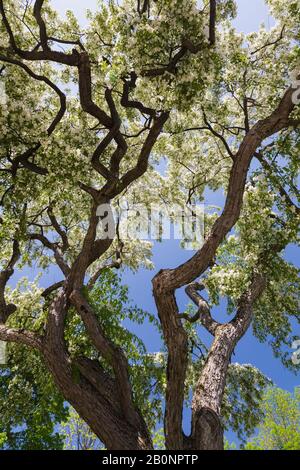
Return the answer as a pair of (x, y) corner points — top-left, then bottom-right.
(62, 407), (102, 451)
(245, 387), (300, 450)
(0, 0), (299, 450)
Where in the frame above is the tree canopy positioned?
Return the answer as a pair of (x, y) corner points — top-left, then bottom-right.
(0, 0), (299, 450)
(245, 387), (300, 450)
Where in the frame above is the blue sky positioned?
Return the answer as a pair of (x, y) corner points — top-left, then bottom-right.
(7, 0), (299, 445)
(48, 0), (299, 440)
(51, 0), (275, 32)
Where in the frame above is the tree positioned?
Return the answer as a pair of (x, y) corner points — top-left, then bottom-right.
(0, 271), (163, 449)
(0, 339), (67, 450)
(0, 0), (299, 450)
(0, 432), (6, 448)
(61, 407), (102, 450)
(0, 272), (268, 450)
(245, 387), (300, 450)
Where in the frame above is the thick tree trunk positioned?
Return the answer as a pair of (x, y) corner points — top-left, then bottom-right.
(153, 283), (189, 450)
(43, 290), (153, 450)
(190, 325), (236, 450)
(190, 276), (266, 450)
(43, 348), (152, 450)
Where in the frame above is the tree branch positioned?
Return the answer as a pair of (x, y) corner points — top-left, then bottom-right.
(0, 1), (79, 65)
(47, 207), (69, 251)
(0, 325), (43, 350)
(178, 282), (220, 335)
(41, 280), (64, 298)
(33, 0), (49, 51)
(0, 239), (20, 323)
(29, 233), (70, 276)
(255, 152), (300, 215)
(209, 0), (216, 46)
(0, 54), (66, 175)
(153, 84), (297, 450)
(70, 289), (147, 430)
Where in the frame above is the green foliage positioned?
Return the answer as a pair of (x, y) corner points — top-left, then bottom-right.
(245, 387), (300, 450)
(152, 428), (166, 450)
(222, 364), (271, 441)
(0, 432), (7, 448)
(66, 270), (165, 429)
(61, 407), (102, 450)
(0, 270), (165, 447)
(0, 0), (299, 451)
(205, 177), (300, 370)
(66, 270), (165, 431)
(0, 344), (67, 450)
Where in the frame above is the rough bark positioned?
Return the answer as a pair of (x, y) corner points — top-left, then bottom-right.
(0, 0), (298, 451)
(42, 290), (153, 450)
(152, 87), (297, 450)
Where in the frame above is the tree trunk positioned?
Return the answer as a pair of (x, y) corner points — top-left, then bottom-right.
(43, 348), (152, 450)
(190, 325), (237, 450)
(43, 290), (153, 450)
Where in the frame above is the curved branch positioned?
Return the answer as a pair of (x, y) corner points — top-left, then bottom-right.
(255, 152), (300, 215)
(41, 280), (64, 298)
(29, 233), (70, 276)
(0, 239), (20, 322)
(117, 111), (169, 192)
(47, 207), (69, 251)
(209, 0), (216, 46)
(0, 54), (67, 175)
(0, 325), (43, 350)
(178, 282), (220, 335)
(121, 72), (156, 117)
(202, 111), (234, 160)
(153, 85), (297, 292)
(152, 84), (297, 450)
(70, 289), (148, 431)
(0, 1), (78, 65)
(33, 0), (49, 51)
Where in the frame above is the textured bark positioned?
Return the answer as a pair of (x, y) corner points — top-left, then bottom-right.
(190, 275), (266, 449)
(152, 87), (297, 450)
(42, 290), (153, 450)
(43, 348), (153, 450)
(0, 0), (298, 451)
(153, 283), (188, 449)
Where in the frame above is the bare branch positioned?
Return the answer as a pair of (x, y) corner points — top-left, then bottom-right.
(33, 0), (49, 51)
(47, 207), (69, 251)
(178, 282), (220, 335)
(117, 111), (169, 192)
(202, 111), (234, 160)
(251, 25), (285, 55)
(41, 280), (64, 298)
(29, 233), (70, 276)
(209, 0), (216, 46)
(0, 325), (43, 350)
(70, 289), (146, 430)
(121, 72), (156, 117)
(0, 54), (67, 175)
